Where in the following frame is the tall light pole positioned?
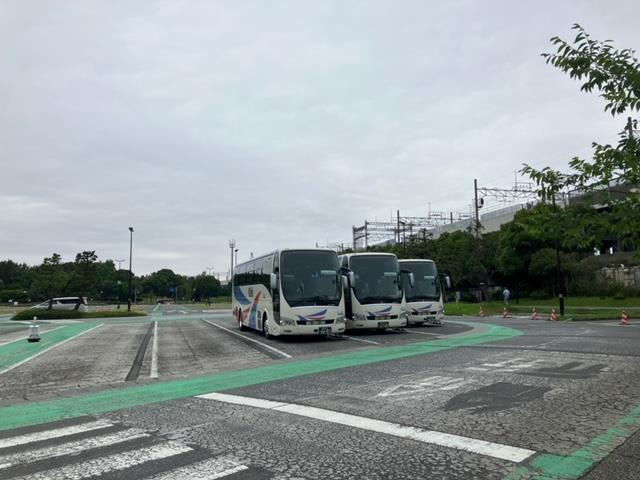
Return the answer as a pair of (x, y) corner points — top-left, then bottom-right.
(128, 227), (134, 312)
(229, 239), (235, 280)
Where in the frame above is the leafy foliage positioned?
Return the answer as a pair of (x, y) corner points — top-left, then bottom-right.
(522, 24), (640, 256)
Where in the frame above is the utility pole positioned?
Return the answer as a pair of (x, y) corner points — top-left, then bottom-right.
(127, 227), (134, 311)
(114, 259), (126, 270)
(474, 179), (480, 238)
(229, 239), (235, 281)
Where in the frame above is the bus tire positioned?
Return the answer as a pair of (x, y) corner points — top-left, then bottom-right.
(237, 311), (246, 331)
(262, 314), (271, 339)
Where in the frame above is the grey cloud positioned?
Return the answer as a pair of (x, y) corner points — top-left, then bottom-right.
(1, 0), (638, 274)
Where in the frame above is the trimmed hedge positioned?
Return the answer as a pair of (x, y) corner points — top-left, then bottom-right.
(12, 309), (147, 321)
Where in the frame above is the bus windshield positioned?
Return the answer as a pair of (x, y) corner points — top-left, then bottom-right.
(350, 255), (402, 304)
(402, 261), (440, 301)
(280, 250), (341, 307)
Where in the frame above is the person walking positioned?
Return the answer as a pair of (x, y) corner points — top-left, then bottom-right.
(503, 287), (511, 305)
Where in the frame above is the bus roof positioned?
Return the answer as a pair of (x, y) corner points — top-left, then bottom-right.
(340, 252), (397, 259)
(234, 248), (338, 269)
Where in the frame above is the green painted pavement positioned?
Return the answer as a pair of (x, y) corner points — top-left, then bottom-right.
(0, 322), (520, 431)
(0, 322), (101, 372)
(503, 398), (640, 479)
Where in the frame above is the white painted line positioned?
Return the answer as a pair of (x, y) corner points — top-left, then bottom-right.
(198, 392), (289, 410)
(343, 335), (381, 345)
(0, 325), (66, 347)
(150, 321), (159, 379)
(198, 393), (536, 463)
(0, 429), (149, 468)
(148, 457), (249, 479)
(202, 320), (292, 359)
(209, 465), (250, 478)
(0, 324), (104, 376)
(376, 376), (473, 398)
(405, 329), (441, 336)
(0, 420), (113, 449)
(13, 441), (192, 480)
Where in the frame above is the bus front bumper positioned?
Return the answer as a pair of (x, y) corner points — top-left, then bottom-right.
(276, 320), (346, 336)
(346, 316), (407, 330)
(407, 313), (443, 326)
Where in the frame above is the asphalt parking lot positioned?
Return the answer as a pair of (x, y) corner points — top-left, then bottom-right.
(1, 305), (640, 479)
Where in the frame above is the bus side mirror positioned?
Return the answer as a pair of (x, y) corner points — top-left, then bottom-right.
(342, 275), (349, 290)
(270, 273), (278, 290)
(408, 272), (415, 288)
(349, 271), (356, 287)
(445, 276), (451, 289)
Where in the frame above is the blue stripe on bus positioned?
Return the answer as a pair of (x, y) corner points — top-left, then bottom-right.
(234, 287), (251, 305)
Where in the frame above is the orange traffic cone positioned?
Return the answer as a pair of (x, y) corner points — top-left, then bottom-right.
(531, 307), (539, 320)
(550, 309), (558, 321)
(479, 306), (485, 317)
(503, 307), (509, 318)
(620, 310), (630, 326)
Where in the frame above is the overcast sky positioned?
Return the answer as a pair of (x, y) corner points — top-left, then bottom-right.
(1, 1), (638, 277)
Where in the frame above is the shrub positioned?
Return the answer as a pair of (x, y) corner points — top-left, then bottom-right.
(12, 309), (146, 321)
(12, 309), (84, 321)
(529, 290), (552, 300)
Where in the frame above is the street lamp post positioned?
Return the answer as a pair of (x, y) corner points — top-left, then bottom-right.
(128, 227), (134, 312)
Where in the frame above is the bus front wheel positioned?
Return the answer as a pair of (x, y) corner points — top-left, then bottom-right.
(237, 311), (246, 331)
(262, 315), (271, 339)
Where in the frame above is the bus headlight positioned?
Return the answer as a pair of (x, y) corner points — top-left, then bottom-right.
(354, 314), (366, 321)
(281, 318), (296, 326)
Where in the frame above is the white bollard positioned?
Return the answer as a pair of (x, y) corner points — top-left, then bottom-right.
(28, 318), (41, 343)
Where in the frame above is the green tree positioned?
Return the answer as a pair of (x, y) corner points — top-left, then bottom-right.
(522, 24), (640, 249)
(31, 253), (69, 307)
(192, 273), (221, 301)
(142, 269), (181, 298)
(72, 251), (98, 310)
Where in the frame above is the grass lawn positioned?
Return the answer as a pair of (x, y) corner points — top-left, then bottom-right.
(445, 297), (639, 321)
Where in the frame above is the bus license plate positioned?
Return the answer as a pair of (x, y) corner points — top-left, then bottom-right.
(377, 321), (389, 328)
(318, 327), (331, 335)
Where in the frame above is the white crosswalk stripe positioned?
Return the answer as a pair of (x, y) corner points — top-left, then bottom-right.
(9, 441), (193, 480)
(0, 419), (259, 480)
(0, 420), (113, 449)
(0, 428), (149, 469)
(147, 457), (249, 479)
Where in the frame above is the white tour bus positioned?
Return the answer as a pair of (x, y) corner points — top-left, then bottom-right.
(232, 248), (346, 337)
(339, 252), (410, 331)
(399, 259), (450, 326)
